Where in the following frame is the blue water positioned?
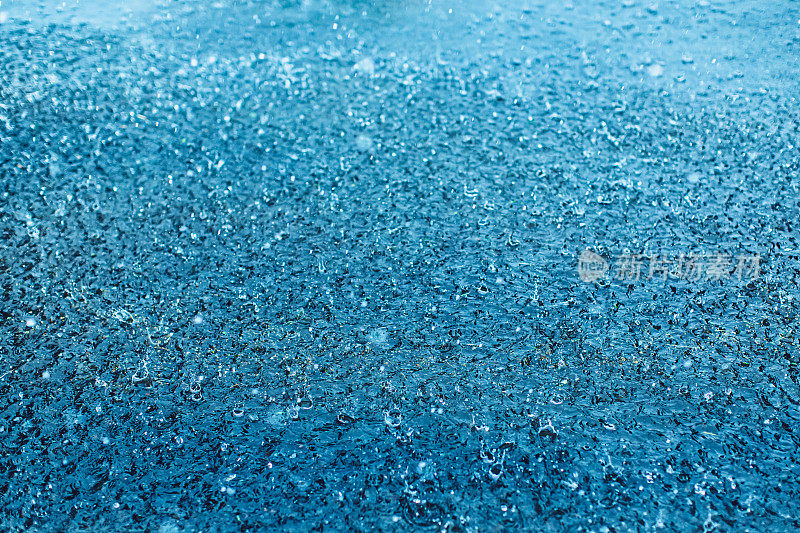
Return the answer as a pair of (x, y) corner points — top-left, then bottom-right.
(1, 0), (799, 530)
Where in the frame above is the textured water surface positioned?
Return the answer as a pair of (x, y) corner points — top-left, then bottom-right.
(1, 0), (799, 530)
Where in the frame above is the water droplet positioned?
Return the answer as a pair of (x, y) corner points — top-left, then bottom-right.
(480, 448), (495, 464)
(384, 411), (402, 428)
(353, 57), (376, 76)
(336, 413), (356, 425)
(356, 134), (374, 152)
(488, 463), (503, 481)
(297, 397), (314, 410)
(367, 327), (389, 346)
(537, 420), (558, 439)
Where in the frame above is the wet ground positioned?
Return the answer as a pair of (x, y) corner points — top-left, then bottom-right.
(1, 0), (799, 531)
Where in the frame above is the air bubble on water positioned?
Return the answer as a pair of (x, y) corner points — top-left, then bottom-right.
(193, 313), (204, 324)
(42, 371), (50, 380)
(25, 317), (36, 327)
(687, 172), (702, 184)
